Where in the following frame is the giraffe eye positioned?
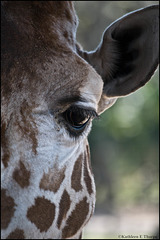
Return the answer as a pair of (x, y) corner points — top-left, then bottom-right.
(64, 107), (91, 129)
(62, 106), (98, 136)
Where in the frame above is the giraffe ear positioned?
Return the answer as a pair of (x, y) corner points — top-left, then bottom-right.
(77, 5), (159, 114)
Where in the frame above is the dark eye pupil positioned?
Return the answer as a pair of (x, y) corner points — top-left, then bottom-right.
(65, 109), (90, 127)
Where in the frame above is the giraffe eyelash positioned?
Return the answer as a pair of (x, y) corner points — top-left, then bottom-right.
(68, 105), (99, 119)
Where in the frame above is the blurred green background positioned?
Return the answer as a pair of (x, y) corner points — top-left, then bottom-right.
(75, 1), (159, 239)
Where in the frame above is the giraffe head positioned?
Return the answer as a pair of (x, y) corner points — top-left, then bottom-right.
(1, 2), (159, 239)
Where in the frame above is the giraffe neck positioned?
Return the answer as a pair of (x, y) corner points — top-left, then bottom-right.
(2, 137), (95, 239)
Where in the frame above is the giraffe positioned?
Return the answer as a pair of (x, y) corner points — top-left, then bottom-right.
(1, 1), (159, 239)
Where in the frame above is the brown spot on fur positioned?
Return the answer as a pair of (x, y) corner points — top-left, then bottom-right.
(71, 154), (83, 192)
(13, 160), (30, 188)
(86, 144), (93, 174)
(83, 152), (93, 195)
(27, 197), (55, 232)
(1, 121), (10, 168)
(40, 164), (66, 193)
(17, 101), (38, 155)
(62, 197), (89, 238)
(1, 189), (15, 229)
(63, 31), (69, 39)
(57, 190), (71, 229)
(6, 229), (25, 239)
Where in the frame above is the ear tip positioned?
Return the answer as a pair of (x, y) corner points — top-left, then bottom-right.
(136, 4), (159, 12)
(143, 4), (159, 16)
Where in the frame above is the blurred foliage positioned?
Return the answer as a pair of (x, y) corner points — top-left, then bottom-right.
(75, 1), (159, 213)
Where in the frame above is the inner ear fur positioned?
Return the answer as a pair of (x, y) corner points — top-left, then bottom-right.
(77, 5), (159, 103)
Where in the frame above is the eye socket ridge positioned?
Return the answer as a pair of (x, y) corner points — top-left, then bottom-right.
(62, 105), (99, 134)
